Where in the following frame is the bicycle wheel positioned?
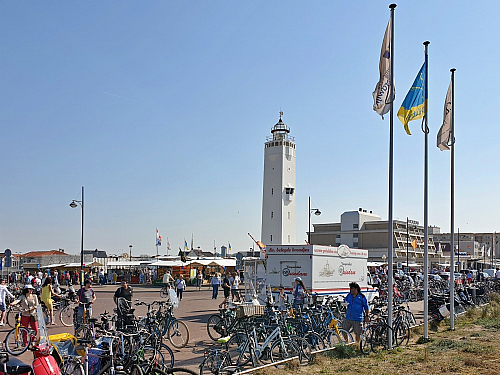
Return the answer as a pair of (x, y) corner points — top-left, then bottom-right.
(199, 351), (231, 375)
(167, 319), (190, 349)
(160, 287), (169, 298)
(226, 333), (252, 366)
(360, 325), (375, 355)
(60, 305), (74, 327)
(61, 357), (85, 375)
(159, 343), (175, 368)
(327, 331), (341, 348)
(4, 327), (31, 355)
(407, 312), (417, 327)
(207, 314), (226, 341)
(304, 331), (326, 351)
(270, 338), (299, 364)
(144, 368), (197, 375)
(370, 325), (387, 354)
(393, 322), (410, 347)
(292, 336), (312, 365)
(130, 364), (144, 375)
(6, 306), (21, 328)
(336, 328), (354, 345)
(141, 344), (175, 370)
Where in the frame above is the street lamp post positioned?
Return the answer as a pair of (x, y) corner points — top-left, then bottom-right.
(70, 186), (84, 288)
(308, 196), (321, 245)
(406, 217), (409, 271)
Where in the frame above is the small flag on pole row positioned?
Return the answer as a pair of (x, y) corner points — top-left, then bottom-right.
(411, 239), (418, 250)
(167, 238), (171, 251)
(373, 18), (394, 118)
(228, 243), (232, 253)
(156, 228), (162, 246)
(398, 62), (426, 135)
(437, 80), (453, 151)
(184, 240), (189, 251)
(488, 247), (491, 257)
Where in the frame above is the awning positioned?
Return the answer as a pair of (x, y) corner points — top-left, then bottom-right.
(208, 259), (236, 268)
(22, 263), (39, 269)
(149, 260), (186, 267)
(86, 261), (103, 267)
(106, 261), (148, 267)
(43, 264), (67, 269)
(61, 263), (83, 268)
(367, 262), (384, 267)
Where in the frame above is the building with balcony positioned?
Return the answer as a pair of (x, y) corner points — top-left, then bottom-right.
(310, 208), (441, 267)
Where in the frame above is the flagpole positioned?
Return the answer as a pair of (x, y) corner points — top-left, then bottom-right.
(450, 68), (456, 330)
(423, 41), (430, 340)
(387, 3), (396, 350)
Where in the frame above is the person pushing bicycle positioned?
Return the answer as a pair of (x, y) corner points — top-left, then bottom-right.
(342, 281), (369, 349)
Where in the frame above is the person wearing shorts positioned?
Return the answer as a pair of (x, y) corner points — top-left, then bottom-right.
(0, 279), (14, 325)
(341, 282), (369, 348)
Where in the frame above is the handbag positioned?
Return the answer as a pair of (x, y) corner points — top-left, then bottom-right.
(31, 310), (38, 322)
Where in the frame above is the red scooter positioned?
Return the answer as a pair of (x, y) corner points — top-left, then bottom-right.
(0, 343), (61, 375)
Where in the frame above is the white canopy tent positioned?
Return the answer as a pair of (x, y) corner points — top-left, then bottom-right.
(106, 261), (147, 267)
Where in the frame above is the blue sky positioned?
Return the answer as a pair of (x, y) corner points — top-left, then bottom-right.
(1, 1), (499, 257)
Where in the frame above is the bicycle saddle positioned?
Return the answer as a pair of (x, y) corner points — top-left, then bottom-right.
(0, 357), (32, 374)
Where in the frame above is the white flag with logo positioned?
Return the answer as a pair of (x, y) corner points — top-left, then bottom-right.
(437, 81), (452, 150)
(373, 19), (394, 118)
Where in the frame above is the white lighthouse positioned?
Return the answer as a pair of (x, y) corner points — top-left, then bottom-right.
(261, 112), (296, 245)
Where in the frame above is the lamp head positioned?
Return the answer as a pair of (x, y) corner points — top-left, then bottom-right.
(314, 209), (321, 216)
(69, 201), (78, 209)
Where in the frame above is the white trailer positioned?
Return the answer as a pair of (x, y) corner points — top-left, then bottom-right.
(266, 244), (377, 301)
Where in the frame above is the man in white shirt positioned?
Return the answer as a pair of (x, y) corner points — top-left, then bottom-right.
(0, 279), (14, 325)
(229, 272), (241, 302)
(496, 268), (500, 279)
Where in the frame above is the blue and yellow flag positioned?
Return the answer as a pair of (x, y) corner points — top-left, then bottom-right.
(397, 62), (426, 135)
(184, 240), (189, 251)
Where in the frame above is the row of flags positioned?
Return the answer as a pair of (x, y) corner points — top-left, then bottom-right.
(372, 19), (453, 150)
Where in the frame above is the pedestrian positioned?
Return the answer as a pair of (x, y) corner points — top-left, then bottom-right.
(175, 275), (186, 301)
(229, 272), (241, 302)
(292, 277), (308, 308)
(466, 270), (473, 285)
(197, 270), (203, 291)
(211, 273), (221, 299)
(0, 278), (14, 325)
(75, 279), (96, 327)
(113, 280), (133, 304)
(65, 271), (71, 286)
(341, 282), (369, 349)
(98, 269), (105, 285)
(41, 277), (61, 325)
(219, 274), (231, 308)
(112, 271), (118, 285)
(10, 285), (39, 343)
(276, 285), (289, 310)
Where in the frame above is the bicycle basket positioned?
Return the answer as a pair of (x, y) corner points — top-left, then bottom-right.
(236, 304), (265, 319)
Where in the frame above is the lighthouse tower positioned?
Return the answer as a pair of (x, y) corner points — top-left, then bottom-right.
(261, 112), (296, 245)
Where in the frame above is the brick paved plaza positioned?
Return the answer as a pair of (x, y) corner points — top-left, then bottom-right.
(0, 283), (425, 372)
